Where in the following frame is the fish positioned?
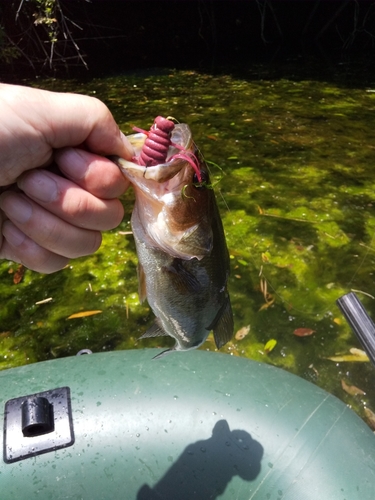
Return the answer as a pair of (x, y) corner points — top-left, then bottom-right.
(111, 117), (233, 358)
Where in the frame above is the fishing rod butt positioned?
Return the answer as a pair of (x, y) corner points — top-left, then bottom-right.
(336, 291), (375, 366)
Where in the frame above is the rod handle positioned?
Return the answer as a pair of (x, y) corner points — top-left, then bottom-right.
(336, 292), (375, 366)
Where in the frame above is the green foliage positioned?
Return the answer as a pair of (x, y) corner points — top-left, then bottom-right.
(0, 0), (87, 72)
(33, 0), (59, 43)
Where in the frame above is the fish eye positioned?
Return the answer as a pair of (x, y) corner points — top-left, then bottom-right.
(193, 170), (208, 188)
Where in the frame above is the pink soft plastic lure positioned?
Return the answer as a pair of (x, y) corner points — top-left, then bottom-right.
(133, 116), (202, 182)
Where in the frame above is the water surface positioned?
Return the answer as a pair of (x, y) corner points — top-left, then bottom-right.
(1, 69), (375, 425)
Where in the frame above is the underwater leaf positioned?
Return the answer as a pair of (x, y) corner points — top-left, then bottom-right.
(67, 310), (103, 319)
(264, 339), (277, 354)
(261, 252), (270, 263)
(327, 348), (369, 363)
(259, 277), (275, 309)
(259, 297), (275, 311)
(13, 264), (25, 284)
(341, 379), (366, 396)
(328, 354), (369, 362)
(350, 347), (368, 357)
(293, 328), (315, 337)
(238, 259), (248, 266)
(235, 325), (251, 340)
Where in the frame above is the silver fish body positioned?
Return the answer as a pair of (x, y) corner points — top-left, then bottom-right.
(112, 121), (233, 357)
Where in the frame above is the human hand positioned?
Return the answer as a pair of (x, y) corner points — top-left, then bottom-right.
(0, 84), (133, 273)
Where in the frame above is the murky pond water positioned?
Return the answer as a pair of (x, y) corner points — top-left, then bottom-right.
(1, 68), (375, 426)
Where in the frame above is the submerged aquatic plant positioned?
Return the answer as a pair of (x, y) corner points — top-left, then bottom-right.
(1, 69), (375, 424)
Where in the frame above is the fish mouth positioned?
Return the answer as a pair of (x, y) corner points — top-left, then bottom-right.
(112, 122), (212, 260)
(114, 123), (194, 186)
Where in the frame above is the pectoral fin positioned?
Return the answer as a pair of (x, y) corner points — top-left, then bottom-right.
(175, 224), (213, 259)
(139, 320), (170, 339)
(208, 296), (234, 349)
(163, 259), (202, 294)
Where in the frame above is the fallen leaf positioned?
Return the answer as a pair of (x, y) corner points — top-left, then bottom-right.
(13, 264), (25, 284)
(67, 310), (102, 319)
(341, 379), (366, 396)
(261, 252), (270, 263)
(328, 354), (368, 362)
(235, 325), (250, 340)
(237, 259), (248, 266)
(309, 364), (319, 377)
(264, 339), (277, 354)
(259, 297), (275, 311)
(350, 347), (367, 357)
(293, 328), (315, 337)
(258, 277), (275, 309)
(327, 349), (370, 362)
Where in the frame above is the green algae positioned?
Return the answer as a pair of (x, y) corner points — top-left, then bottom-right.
(1, 69), (375, 424)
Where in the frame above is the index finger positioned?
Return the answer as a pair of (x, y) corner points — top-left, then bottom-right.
(54, 148), (130, 199)
(0, 84), (133, 184)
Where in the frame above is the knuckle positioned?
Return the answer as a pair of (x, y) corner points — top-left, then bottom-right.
(13, 237), (68, 273)
(65, 229), (102, 259)
(84, 231), (102, 255)
(66, 194), (90, 223)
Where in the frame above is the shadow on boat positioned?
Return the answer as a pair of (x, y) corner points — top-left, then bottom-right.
(137, 419), (263, 500)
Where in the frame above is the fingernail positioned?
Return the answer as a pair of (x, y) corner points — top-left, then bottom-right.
(120, 132), (134, 158)
(0, 193), (32, 224)
(18, 171), (58, 203)
(2, 221), (26, 247)
(55, 148), (87, 180)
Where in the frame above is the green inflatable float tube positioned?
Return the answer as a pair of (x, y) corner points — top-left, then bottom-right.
(1, 349), (375, 499)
